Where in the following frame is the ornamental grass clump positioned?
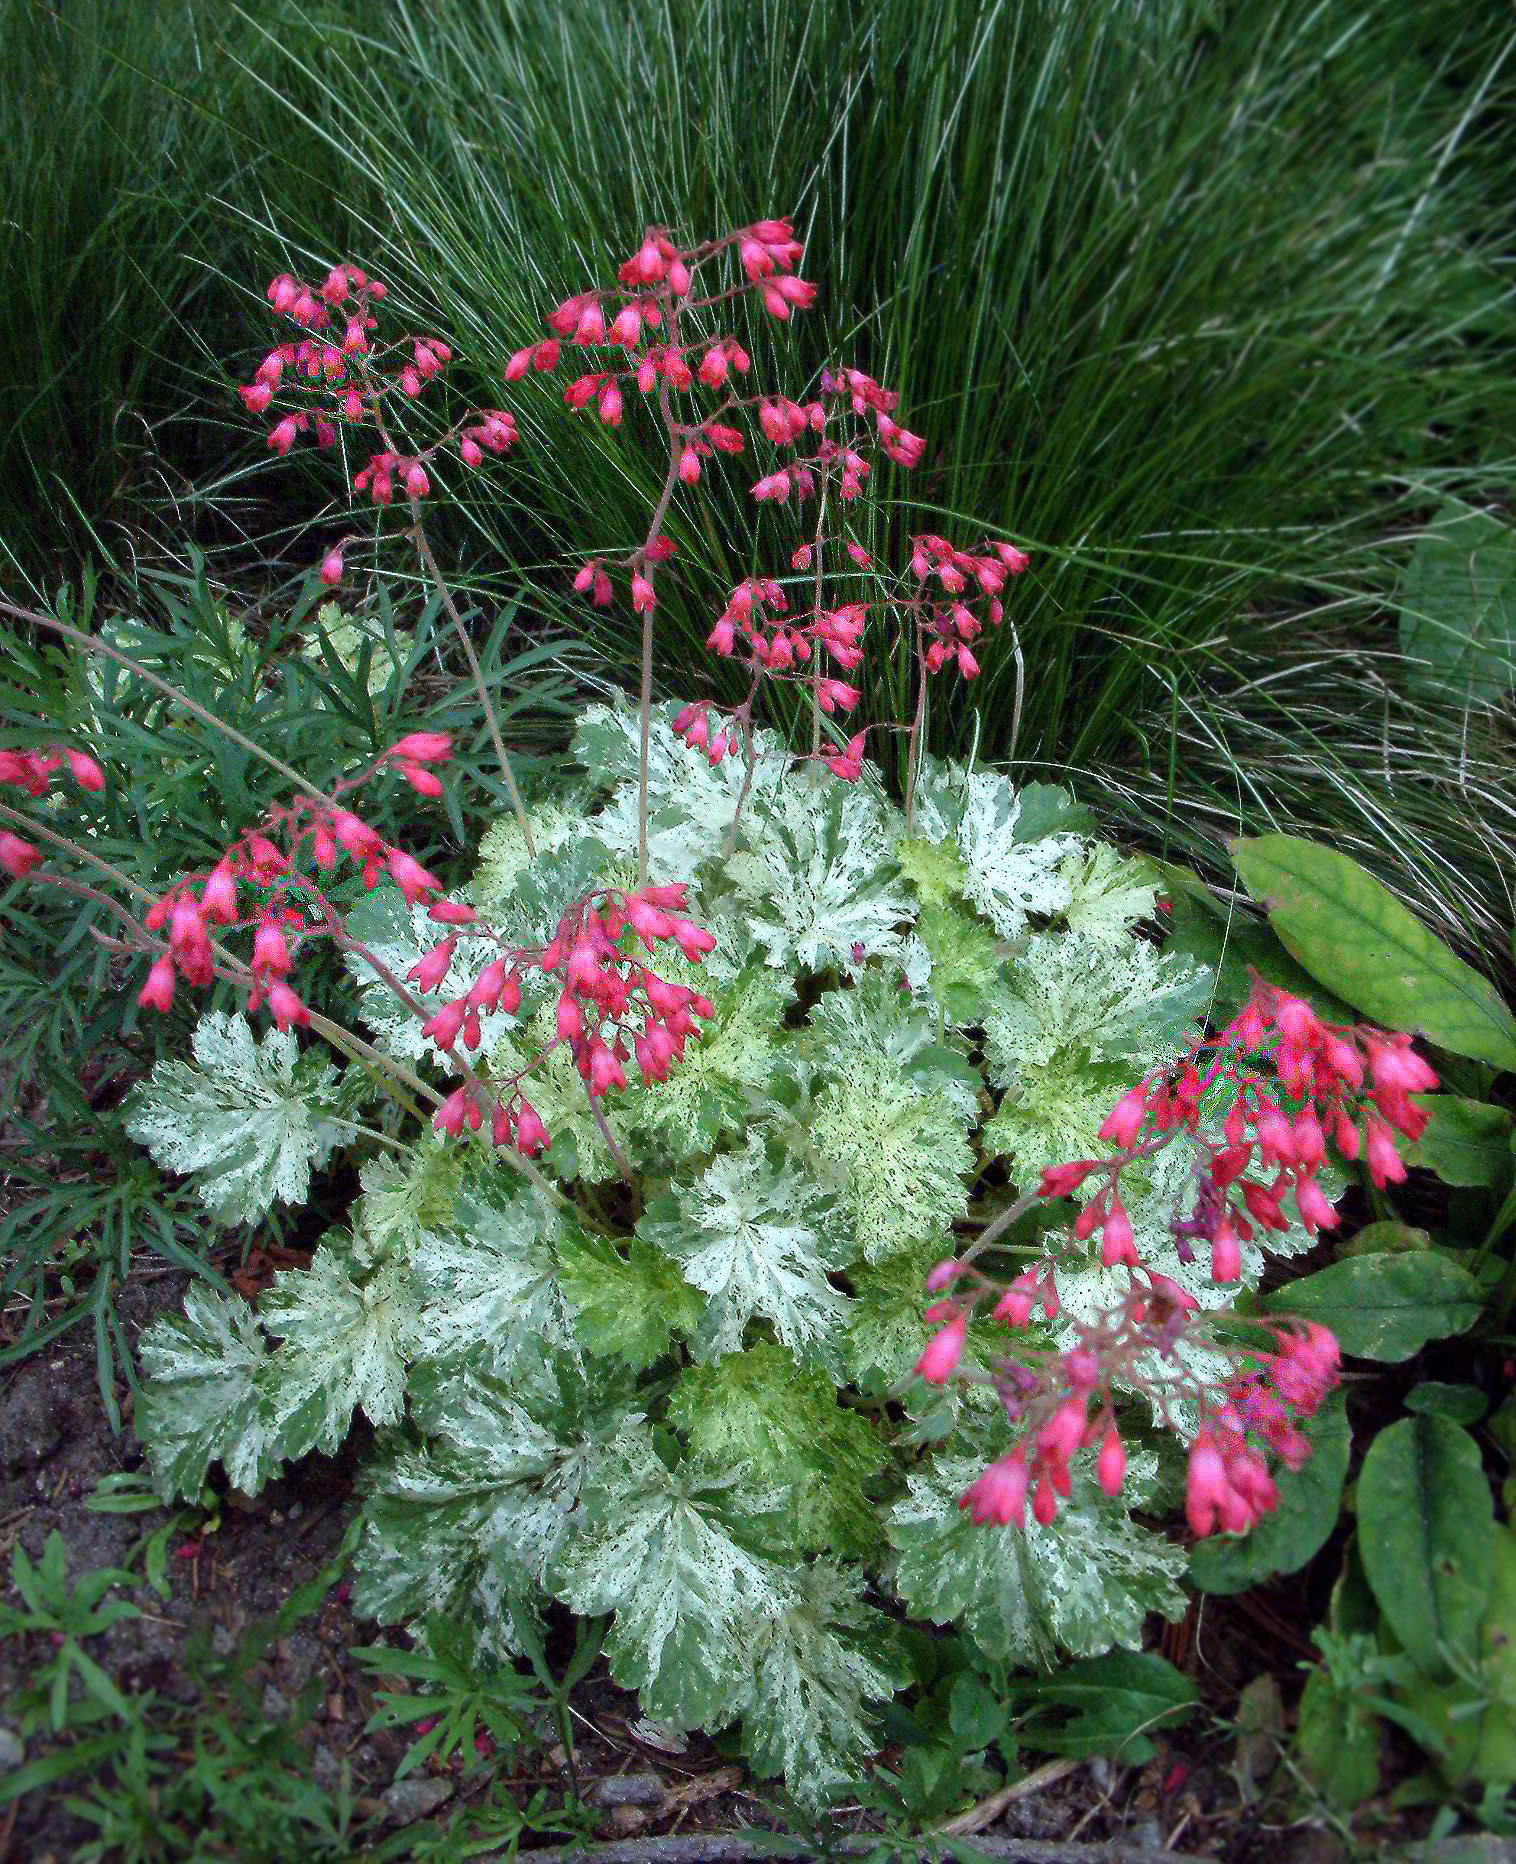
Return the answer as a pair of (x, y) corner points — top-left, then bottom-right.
(0, 217), (1435, 1806)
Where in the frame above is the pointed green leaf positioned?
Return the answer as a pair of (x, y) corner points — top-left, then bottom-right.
(1357, 1414), (1495, 1677)
(1230, 834), (1516, 1068)
(1397, 502), (1516, 706)
(1402, 1096), (1515, 1189)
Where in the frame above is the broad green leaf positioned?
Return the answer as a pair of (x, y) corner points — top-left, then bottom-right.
(1397, 502), (1516, 706)
(1291, 1666), (1382, 1812)
(887, 1445), (1187, 1666)
(1230, 834), (1516, 1068)
(737, 1562), (911, 1805)
(727, 779), (913, 975)
(669, 1343), (887, 1558)
(124, 1012), (344, 1226)
(1006, 1650), (1198, 1762)
(1403, 1383), (1489, 1426)
(1262, 1253), (1482, 1361)
(137, 1287), (278, 1502)
(1358, 1414), (1495, 1676)
(1190, 1394), (1350, 1595)
(558, 1229), (703, 1371)
(547, 1423), (787, 1728)
(637, 1137), (852, 1372)
(1403, 1096), (1515, 1189)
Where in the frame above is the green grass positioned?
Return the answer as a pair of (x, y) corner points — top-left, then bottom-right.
(4, 0), (1514, 967)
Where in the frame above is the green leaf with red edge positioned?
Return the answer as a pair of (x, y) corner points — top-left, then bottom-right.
(1228, 834), (1516, 1068)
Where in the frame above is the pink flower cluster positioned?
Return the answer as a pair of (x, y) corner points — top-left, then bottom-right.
(407, 880), (717, 1154)
(132, 735), (455, 1032)
(0, 746), (105, 878)
(920, 972), (1434, 1541)
(241, 265), (522, 590)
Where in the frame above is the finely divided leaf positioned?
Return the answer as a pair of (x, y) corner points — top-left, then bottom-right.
(727, 781), (914, 974)
(125, 1012), (344, 1226)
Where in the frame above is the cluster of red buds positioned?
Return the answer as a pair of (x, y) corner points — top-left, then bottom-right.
(408, 881), (717, 1155)
(131, 733), (456, 1031)
(239, 265), (521, 590)
(918, 972), (1434, 1540)
(911, 536), (1029, 682)
(0, 747), (106, 878)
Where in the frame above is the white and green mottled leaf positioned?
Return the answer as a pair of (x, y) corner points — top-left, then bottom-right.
(726, 781), (914, 975)
(355, 1352), (636, 1659)
(669, 1343), (886, 1558)
(738, 1562), (910, 1804)
(137, 1287), (279, 1502)
(410, 1184), (578, 1376)
(804, 1049), (975, 1262)
(803, 968), (982, 1124)
(887, 1442), (1187, 1666)
(258, 1242), (415, 1455)
(638, 1137), (852, 1373)
(907, 759), (1089, 939)
(912, 901), (1004, 1027)
(470, 793), (595, 906)
(558, 1228), (704, 1371)
(1058, 847), (1160, 951)
(124, 1012), (344, 1226)
(547, 1423), (788, 1728)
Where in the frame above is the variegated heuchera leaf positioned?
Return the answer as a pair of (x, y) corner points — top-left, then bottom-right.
(546, 1422), (788, 1729)
(637, 1136), (852, 1373)
(356, 1351), (635, 1661)
(137, 1286), (279, 1502)
(125, 1011), (344, 1225)
(726, 779), (914, 974)
(887, 1441), (1188, 1667)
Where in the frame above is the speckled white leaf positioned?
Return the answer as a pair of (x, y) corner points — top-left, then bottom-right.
(726, 780), (914, 975)
(124, 1012), (343, 1225)
(354, 1352), (636, 1656)
(1058, 847), (1160, 951)
(637, 1137), (851, 1373)
(547, 1423), (787, 1729)
(888, 1445), (1187, 1666)
(737, 1562), (910, 1805)
(410, 1184), (579, 1375)
(908, 759), (1087, 939)
(137, 1286), (279, 1502)
(257, 1244), (414, 1454)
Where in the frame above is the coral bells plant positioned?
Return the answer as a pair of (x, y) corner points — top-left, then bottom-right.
(917, 973), (1433, 1541)
(0, 214), (1456, 1809)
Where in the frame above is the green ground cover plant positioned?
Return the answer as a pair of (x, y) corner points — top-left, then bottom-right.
(6, 223), (1504, 1846)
